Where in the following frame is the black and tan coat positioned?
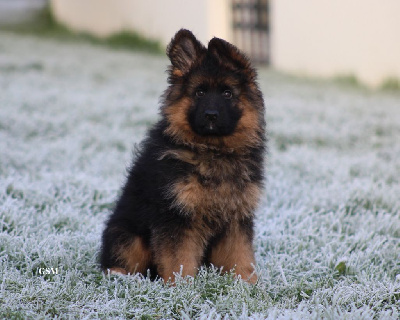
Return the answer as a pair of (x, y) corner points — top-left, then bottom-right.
(100, 29), (266, 284)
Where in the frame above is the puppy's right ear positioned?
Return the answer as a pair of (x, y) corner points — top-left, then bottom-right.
(167, 29), (205, 76)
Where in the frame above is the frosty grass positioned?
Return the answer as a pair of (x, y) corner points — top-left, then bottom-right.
(0, 31), (399, 319)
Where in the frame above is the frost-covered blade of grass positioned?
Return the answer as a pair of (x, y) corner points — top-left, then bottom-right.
(0, 31), (399, 319)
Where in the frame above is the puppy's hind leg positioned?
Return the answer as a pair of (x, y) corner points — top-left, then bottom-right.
(101, 224), (152, 276)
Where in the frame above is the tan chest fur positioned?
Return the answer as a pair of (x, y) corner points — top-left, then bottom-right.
(161, 149), (261, 224)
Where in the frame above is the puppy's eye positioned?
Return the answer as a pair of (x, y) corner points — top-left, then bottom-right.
(223, 90), (232, 99)
(196, 90), (205, 97)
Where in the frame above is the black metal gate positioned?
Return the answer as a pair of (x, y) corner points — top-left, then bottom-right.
(232, 0), (270, 64)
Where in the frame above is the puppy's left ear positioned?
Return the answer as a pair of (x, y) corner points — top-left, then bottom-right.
(167, 29), (206, 76)
(208, 38), (255, 78)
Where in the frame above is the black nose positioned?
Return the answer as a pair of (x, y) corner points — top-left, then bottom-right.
(205, 110), (219, 122)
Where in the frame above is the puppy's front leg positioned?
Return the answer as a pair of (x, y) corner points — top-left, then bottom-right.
(209, 221), (257, 284)
(153, 229), (205, 283)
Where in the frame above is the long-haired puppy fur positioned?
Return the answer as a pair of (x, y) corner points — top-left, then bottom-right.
(100, 29), (266, 284)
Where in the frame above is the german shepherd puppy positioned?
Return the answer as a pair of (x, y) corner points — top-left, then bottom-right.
(100, 29), (266, 283)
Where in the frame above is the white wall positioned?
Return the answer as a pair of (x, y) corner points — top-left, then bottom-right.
(0, 0), (47, 25)
(270, 0), (400, 87)
(50, 0), (232, 47)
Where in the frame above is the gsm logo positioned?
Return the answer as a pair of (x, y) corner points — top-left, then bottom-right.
(38, 267), (59, 275)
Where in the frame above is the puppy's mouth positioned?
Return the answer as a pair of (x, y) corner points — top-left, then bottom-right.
(206, 122), (216, 131)
(200, 126), (234, 138)
(200, 109), (224, 135)
(188, 108), (240, 137)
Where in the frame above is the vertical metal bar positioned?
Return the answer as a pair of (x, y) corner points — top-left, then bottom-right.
(265, 0), (270, 64)
(258, 0), (263, 64)
(251, 0), (256, 63)
(231, 0), (270, 64)
(246, 0), (251, 60)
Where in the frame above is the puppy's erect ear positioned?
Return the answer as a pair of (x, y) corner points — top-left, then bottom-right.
(208, 37), (255, 78)
(167, 29), (206, 76)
